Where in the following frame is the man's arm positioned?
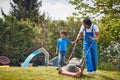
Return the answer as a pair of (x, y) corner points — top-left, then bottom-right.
(90, 25), (100, 40)
(90, 32), (100, 40)
(77, 32), (83, 40)
(77, 25), (84, 40)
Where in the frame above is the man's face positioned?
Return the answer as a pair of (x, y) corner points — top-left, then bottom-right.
(82, 22), (90, 28)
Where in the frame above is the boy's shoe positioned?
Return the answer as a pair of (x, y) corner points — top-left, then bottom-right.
(63, 63), (67, 66)
(58, 69), (62, 74)
(56, 67), (60, 70)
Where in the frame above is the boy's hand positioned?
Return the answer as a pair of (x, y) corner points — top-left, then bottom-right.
(77, 39), (82, 43)
(72, 41), (76, 44)
(75, 38), (81, 43)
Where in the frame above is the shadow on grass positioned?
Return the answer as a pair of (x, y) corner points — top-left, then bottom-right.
(75, 74), (115, 80)
(37, 71), (119, 80)
(79, 74), (94, 79)
(98, 74), (115, 80)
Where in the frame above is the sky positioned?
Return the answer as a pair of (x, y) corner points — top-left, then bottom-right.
(0, 0), (75, 20)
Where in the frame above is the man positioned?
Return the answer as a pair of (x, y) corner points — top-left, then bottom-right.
(77, 18), (100, 74)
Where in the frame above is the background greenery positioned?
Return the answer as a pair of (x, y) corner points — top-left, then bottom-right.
(0, 0), (120, 71)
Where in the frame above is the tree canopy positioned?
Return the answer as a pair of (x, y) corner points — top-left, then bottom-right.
(1, 0), (43, 22)
(69, 0), (120, 19)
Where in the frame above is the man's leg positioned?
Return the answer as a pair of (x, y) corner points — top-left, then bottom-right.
(91, 41), (98, 71)
(84, 44), (93, 72)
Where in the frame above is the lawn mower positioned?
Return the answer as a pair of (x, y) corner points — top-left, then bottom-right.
(58, 36), (93, 77)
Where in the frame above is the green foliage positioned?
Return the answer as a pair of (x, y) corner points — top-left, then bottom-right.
(98, 42), (120, 71)
(0, 16), (38, 66)
(69, 0), (120, 18)
(9, 0), (42, 22)
(98, 62), (118, 71)
(98, 18), (120, 70)
(98, 17), (120, 48)
(69, 0), (120, 71)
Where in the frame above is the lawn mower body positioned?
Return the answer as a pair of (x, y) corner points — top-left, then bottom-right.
(58, 58), (85, 77)
(59, 66), (82, 77)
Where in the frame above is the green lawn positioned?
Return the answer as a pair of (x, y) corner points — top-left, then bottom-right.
(0, 67), (120, 80)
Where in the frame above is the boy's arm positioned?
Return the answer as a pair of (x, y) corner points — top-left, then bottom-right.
(56, 48), (58, 55)
(67, 39), (75, 45)
(56, 40), (59, 55)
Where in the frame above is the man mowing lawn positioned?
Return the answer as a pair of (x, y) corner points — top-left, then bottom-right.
(77, 18), (100, 74)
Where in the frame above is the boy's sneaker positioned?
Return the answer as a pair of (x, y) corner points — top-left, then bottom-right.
(56, 67), (60, 70)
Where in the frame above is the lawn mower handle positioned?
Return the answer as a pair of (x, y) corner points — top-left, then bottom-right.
(68, 36), (91, 61)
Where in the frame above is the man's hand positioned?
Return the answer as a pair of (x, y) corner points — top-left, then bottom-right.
(90, 37), (94, 40)
(90, 36), (99, 40)
(90, 32), (100, 40)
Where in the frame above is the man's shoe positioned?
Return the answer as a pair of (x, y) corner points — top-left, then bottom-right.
(86, 72), (91, 75)
(93, 71), (97, 74)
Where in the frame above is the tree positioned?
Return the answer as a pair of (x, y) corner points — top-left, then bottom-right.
(69, 0), (120, 19)
(0, 16), (39, 66)
(69, 0), (120, 70)
(1, 0), (42, 22)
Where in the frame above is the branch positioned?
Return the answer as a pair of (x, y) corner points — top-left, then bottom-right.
(1, 8), (6, 17)
(91, 0), (96, 4)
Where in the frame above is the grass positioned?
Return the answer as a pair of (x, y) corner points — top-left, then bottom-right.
(0, 67), (120, 80)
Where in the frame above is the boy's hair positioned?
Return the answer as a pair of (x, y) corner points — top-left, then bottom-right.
(60, 30), (67, 36)
(82, 18), (92, 26)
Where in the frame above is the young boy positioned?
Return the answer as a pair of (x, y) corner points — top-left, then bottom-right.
(56, 30), (75, 70)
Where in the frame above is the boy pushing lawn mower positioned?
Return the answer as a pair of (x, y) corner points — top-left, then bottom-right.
(56, 30), (75, 70)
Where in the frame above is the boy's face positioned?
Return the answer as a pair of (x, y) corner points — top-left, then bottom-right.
(60, 33), (66, 38)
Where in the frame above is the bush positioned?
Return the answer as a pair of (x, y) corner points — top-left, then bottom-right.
(100, 43), (120, 70)
(98, 62), (118, 71)
(0, 16), (39, 66)
(98, 18), (120, 70)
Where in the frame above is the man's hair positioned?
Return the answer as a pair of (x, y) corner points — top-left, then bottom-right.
(60, 30), (67, 36)
(82, 18), (92, 26)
